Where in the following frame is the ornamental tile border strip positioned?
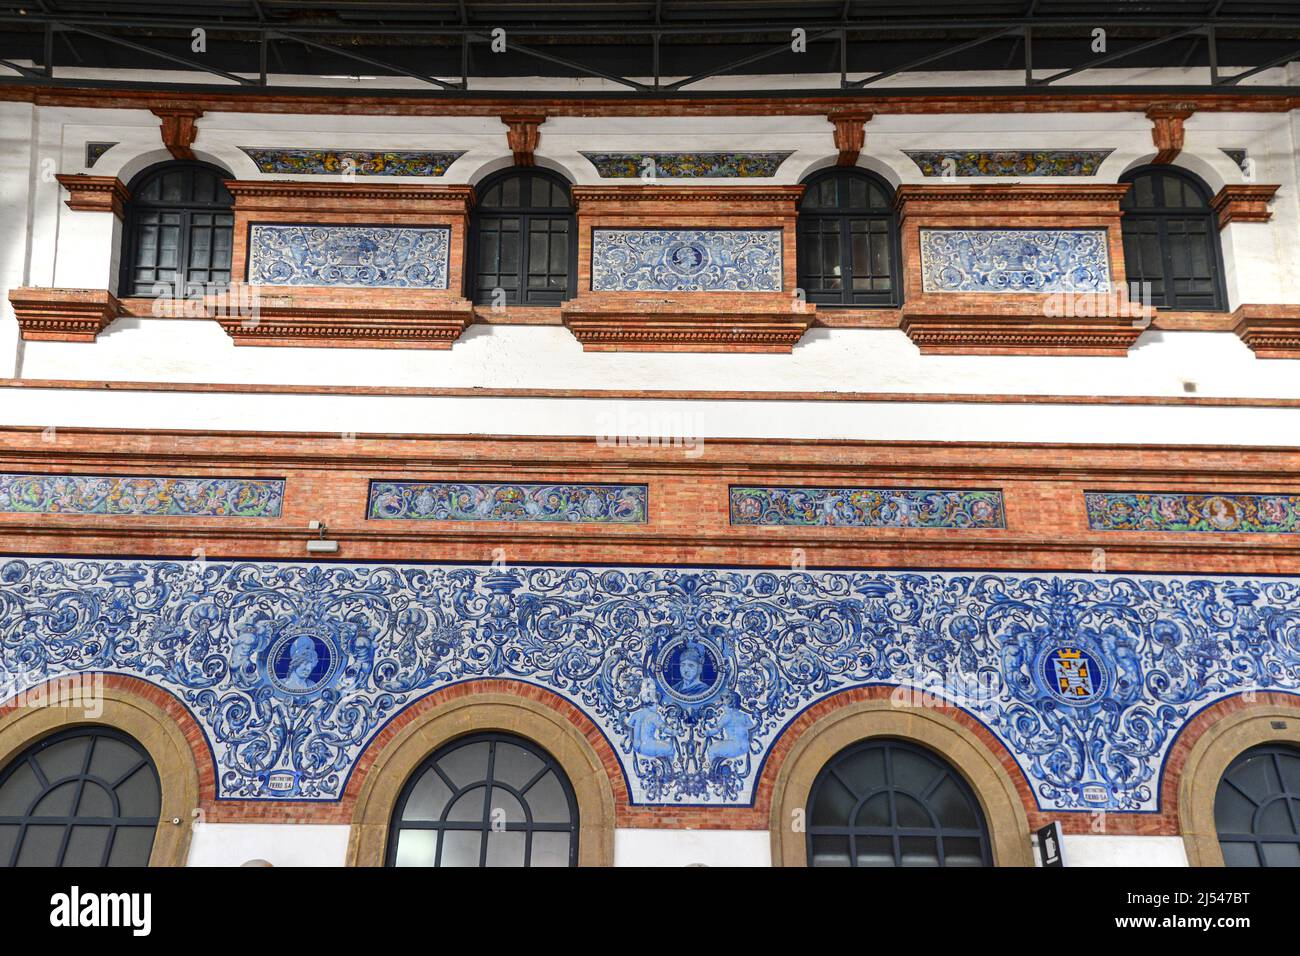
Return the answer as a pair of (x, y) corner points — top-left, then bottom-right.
(0, 473), (285, 518)
(902, 149), (1114, 177)
(580, 151), (794, 178)
(1085, 491), (1300, 534)
(919, 228), (1112, 294)
(729, 486), (1006, 528)
(3, 555), (1299, 812)
(367, 481), (648, 523)
(238, 148), (465, 177)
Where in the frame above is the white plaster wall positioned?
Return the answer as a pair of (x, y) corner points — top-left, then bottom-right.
(0, 101), (35, 379)
(614, 828), (770, 867)
(5, 385), (1300, 446)
(1052, 835), (1190, 867)
(186, 823), (350, 867)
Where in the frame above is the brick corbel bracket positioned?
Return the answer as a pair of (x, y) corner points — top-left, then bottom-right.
(895, 184), (1149, 356)
(561, 185), (814, 353)
(8, 287), (121, 342)
(1146, 104), (1194, 165)
(502, 114), (545, 166)
(1210, 184), (1279, 228)
(206, 181), (477, 348)
(151, 106), (203, 160)
(1232, 304), (1300, 359)
(55, 174), (130, 218)
(828, 110), (872, 166)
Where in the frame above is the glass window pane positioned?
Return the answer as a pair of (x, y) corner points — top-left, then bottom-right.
(489, 787), (525, 825)
(87, 737), (140, 784)
(1231, 753), (1282, 803)
(394, 830), (439, 867)
(930, 776), (979, 830)
(811, 773), (856, 825)
(854, 835), (895, 867)
(445, 788), (486, 823)
(890, 747), (941, 794)
(438, 830), (482, 867)
(810, 834), (851, 867)
(900, 836), (941, 866)
(943, 837), (985, 866)
(525, 771), (570, 824)
(437, 742), (490, 788)
(0, 762), (42, 815)
(485, 830), (526, 867)
(63, 825), (112, 866)
(105, 826), (155, 867)
(15, 825), (64, 866)
(401, 769), (453, 822)
(75, 783), (114, 818)
(531, 832), (570, 867)
(31, 781), (78, 817)
(114, 766), (160, 819)
(894, 793), (931, 828)
(0, 825), (17, 865)
(1261, 842), (1300, 866)
(1220, 841), (1260, 867)
(855, 792), (890, 828)
(36, 738), (89, 783)
(1257, 799), (1293, 836)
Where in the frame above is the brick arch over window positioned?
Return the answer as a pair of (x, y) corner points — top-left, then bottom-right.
(1166, 692), (1300, 866)
(762, 688), (1034, 866)
(345, 681), (618, 866)
(0, 675), (206, 866)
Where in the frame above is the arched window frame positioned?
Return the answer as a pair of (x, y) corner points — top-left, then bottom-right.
(1214, 743), (1300, 867)
(796, 167), (900, 308)
(805, 737), (992, 867)
(0, 726), (161, 867)
(118, 160), (235, 298)
(470, 167), (577, 306)
(1119, 165), (1227, 312)
(385, 731), (579, 868)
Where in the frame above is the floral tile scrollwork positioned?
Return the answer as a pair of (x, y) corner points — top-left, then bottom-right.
(0, 474), (284, 518)
(4, 556), (1300, 813)
(367, 481), (648, 523)
(580, 152), (793, 178)
(248, 224), (450, 289)
(1085, 492), (1300, 534)
(903, 150), (1113, 177)
(591, 229), (783, 293)
(919, 228), (1112, 293)
(238, 148), (465, 177)
(729, 486), (1005, 528)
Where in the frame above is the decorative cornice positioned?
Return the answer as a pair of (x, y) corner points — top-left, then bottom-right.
(1232, 303), (1300, 359)
(561, 295), (814, 353)
(1146, 103), (1195, 165)
(1210, 184), (1279, 228)
(895, 183), (1132, 206)
(151, 106), (203, 160)
(900, 299), (1147, 357)
(224, 181), (476, 203)
(54, 174), (130, 218)
(827, 109), (871, 166)
(572, 185), (805, 206)
(502, 113), (545, 166)
(216, 299), (474, 350)
(7, 287), (120, 343)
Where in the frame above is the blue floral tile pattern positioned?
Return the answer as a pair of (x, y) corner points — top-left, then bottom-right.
(903, 150), (1113, 177)
(591, 229), (782, 292)
(248, 224), (450, 289)
(1085, 492), (1300, 534)
(4, 555), (1300, 812)
(84, 142), (117, 168)
(580, 151), (793, 178)
(367, 481), (647, 523)
(919, 228), (1111, 293)
(730, 486), (1005, 528)
(0, 474), (284, 518)
(238, 148), (464, 177)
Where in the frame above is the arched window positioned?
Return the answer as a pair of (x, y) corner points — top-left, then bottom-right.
(797, 168), (899, 307)
(1120, 166), (1226, 311)
(0, 728), (161, 867)
(1215, 744), (1300, 867)
(387, 732), (578, 867)
(471, 167), (575, 306)
(120, 161), (234, 297)
(806, 738), (990, 867)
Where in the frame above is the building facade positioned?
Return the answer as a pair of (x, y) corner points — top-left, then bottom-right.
(2, 5), (1300, 868)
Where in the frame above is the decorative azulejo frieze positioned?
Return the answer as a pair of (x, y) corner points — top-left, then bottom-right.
(4, 555), (1300, 812)
(367, 481), (648, 523)
(247, 224), (450, 289)
(591, 229), (782, 293)
(238, 148), (465, 177)
(1085, 492), (1300, 534)
(0, 474), (284, 518)
(580, 152), (793, 178)
(729, 486), (1005, 528)
(84, 142), (117, 168)
(903, 150), (1113, 177)
(919, 229), (1111, 293)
